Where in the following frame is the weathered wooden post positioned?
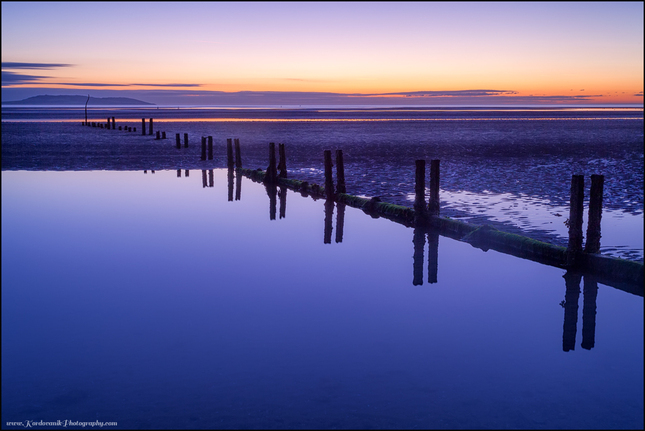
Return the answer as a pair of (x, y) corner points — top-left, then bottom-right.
(142, 118), (146, 135)
(265, 143), (277, 184)
(201, 137), (206, 161)
(413, 228), (425, 286)
(428, 159), (440, 215)
(581, 275), (598, 350)
(427, 230), (439, 284)
(562, 271), (582, 352)
(162, 132), (166, 139)
(414, 160), (427, 224)
(278, 143), (287, 178)
(324, 150), (334, 200)
(107, 117), (110, 127)
(176, 133), (181, 149)
(567, 174), (585, 265)
(335, 203), (345, 243)
(324, 200), (334, 244)
(201, 170), (207, 188)
(148, 118), (153, 135)
(156, 131), (160, 140)
(184, 133), (188, 148)
(111, 116), (116, 129)
(118, 126), (122, 130)
(208, 136), (213, 160)
(585, 174), (604, 254)
(335, 150), (346, 194)
(84, 94), (89, 125)
(227, 138), (234, 168)
(234, 138), (242, 168)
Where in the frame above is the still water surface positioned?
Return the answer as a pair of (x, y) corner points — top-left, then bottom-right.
(2, 170), (642, 429)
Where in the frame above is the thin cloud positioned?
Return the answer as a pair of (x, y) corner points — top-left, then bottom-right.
(130, 83), (202, 87)
(2, 62), (74, 69)
(1, 71), (48, 84)
(635, 92), (643, 97)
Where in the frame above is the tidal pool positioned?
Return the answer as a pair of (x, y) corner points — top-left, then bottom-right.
(1, 170), (642, 429)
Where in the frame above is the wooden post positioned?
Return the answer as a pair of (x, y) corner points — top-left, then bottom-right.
(156, 131), (160, 140)
(111, 116), (115, 129)
(324, 150), (334, 200)
(148, 118), (153, 135)
(201, 137), (206, 161)
(278, 143), (287, 178)
(413, 228), (425, 286)
(567, 175), (585, 264)
(84, 94), (89, 125)
(208, 136), (213, 160)
(234, 138), (242, 168)
(428, 159), (440, 215)
(118, 126), (122, 130)
(162, 131), (166, 139)
(184, 133), (188, 148)
(227, 138), (234, 168)
(562, 271), (582, 352)
(128, 127), (132, 132)
(142, 118), (146, 135)
(335, 149), (346, 194)
(585, 174), (604, 254)
(176, 133), (181, 149)
(414, 160), (426, 223)
(265, 143), (277, 184)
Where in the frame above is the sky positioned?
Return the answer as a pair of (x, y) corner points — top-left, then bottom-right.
(2, 1), (643, 106)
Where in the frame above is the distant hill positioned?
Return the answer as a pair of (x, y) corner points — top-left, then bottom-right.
(2, 95), (155, 105)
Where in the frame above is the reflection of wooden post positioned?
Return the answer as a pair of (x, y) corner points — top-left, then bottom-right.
(413, 228), (425, 286)
(279, 186), (287, 219)
(208, 136), (213, 160)
(235, 170), (242, 201)
(142, 118), (146, 135)
(567, 175), (584, 265)
(148, 118), (153, 135)
(335, 203), (345, 243)
(227, 138), (234, 168)
(585, 174), (604, 253)
(278, 143), (287, 178)
(185, 170), (189, 177)
(177, 169), (181, 177)
(324, 200), (334, 244)
(208, 169), (214, 188)
(562, 271), (582, 352)
(184, 133), (188, 148)
(227, 167), (234, 201)
(324, 150), (334, 200)
(201, 170), (207, 188)
(581, 275), (598, 350)
(176, 133), (181, 149)
(201, 137), (206, 161)
(234, 138), (242, 168)
(267, 184), (277, 220)
(336, 150), (346, 194)
(428, 159), (440, 215)
(414, 160), (426, 223)
(427, 230), (439, 284)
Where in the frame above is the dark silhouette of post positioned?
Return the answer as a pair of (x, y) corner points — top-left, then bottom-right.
(208, 169), (214, 188)
(176, 133), (181, 149)
(227, 138), (234, 169)
(208, 136), (213, 160)
(278, 143), (287, 178)
(142, 118), (146, 135)
(562, 271), (582, 352)
(266, 183), (277, 220)
(234, 138), (242, 168)
(201, 137), (206, 161)
(585, 174), (604, 253)
(279, 186), (287, 219)
(177, 169), (181, 178)
(235, 170), (242, 201)
(581, 275), (598, 350)
(413, 228), (425, 285)
(227, 167), (234, 201)
(567, 175), (585, 265)
(184, 133), (188, 148)
(414, 160), (427, 224)
(265, 143), (277, 184)
(148, 118), (153, 135)
(111, 116), (115, 129)
(185, 170), (189, 177)
(427, 230), (439, 284)
(324, 200), (334, 244)
(335, 203), (345, 243)
(162, 131), (166, 139)
(336, 150), (346, 194)
(201, 170), (207, 188)
(324, 150), (334, 200)
(428, 159), (440, 215)
(156, 131), (160, 140)
(84, 95), (89, 125)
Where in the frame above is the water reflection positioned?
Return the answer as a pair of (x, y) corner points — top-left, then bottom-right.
(335, 203), (345, 243)
(561, 272), (599, 352)
(227, 168), (234, 201)
(412, 228), (439, 285)
(324, 200), (334, 244)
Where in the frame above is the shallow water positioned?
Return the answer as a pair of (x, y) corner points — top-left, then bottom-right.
(1, 170), (643, 429)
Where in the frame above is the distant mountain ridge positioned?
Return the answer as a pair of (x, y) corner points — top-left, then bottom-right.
(3, 95), (154, 105)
